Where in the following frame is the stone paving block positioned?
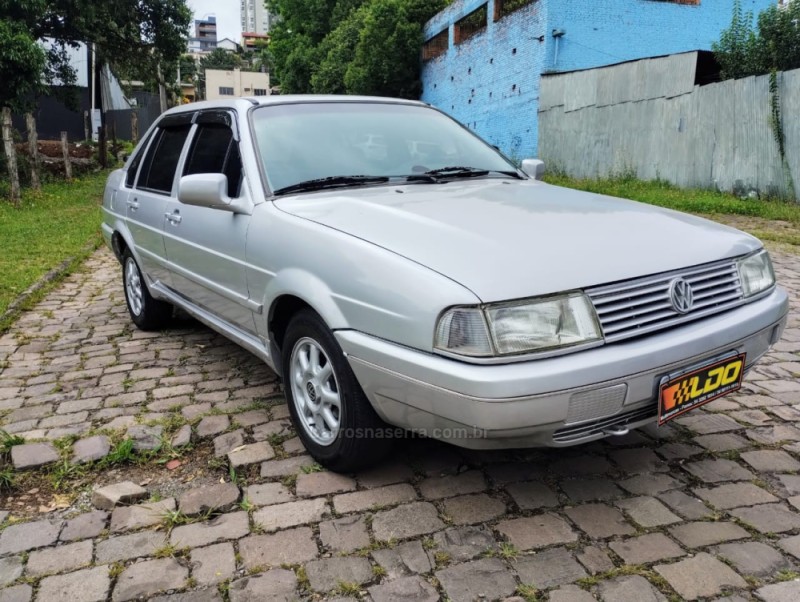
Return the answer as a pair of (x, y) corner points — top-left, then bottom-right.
(730, 408), (773, 426)
(39, 411), (88, 429)
(251, 498), (329, 532)
(0, 519), (61, 555)
(251, 419), (293, 442)
(372, 540), (432, 578)
(110, 497), (175, 532)
(755, 580), (800, 602)
(179, 482), (240, 516)
(505, 481), (559, 510)
(597, 575), (667, 602)
(126, 424), (163, 451)
(433, 525), (496, 561)
(91, 481), (147, 510)
(296, 471), (357, 497)
(37, 566), (110, 602)
(196, 415), (229, 438)
(354, 461), (414, 489)
(418, 470), (486, 500)
(618, 474), (683, 495)
(694, 482), (779, 509)
(683, 458), (755, 483)
(319, 515), (370, 553)
(565, 503), (635, 538)
(171, 424), (192, 447)
(436, 558), (517, 602)
(181, 403), (211, 420)
(615, 496), (681, 527)
(741, 449), (800, 472)
(238, 527), (319, 569)
(228, 570), (297, 602)
(577, 546), (615, 574)
(730, 503), (800, 533)
(656, 490), (714, 520)
(610, 448), (668, 473)
(485, 462), (546, 485)
(333, 483), (417, 514)
(372, 501), (444, 541)
(747, 425), (800, 445)
(713, 541), (792, 577)
(496, 513), (578, 550)
(609, 533), (685, 565)
(212, 429), (244, 458)
(60, 510), (107, 541)
(513, 546), (587, 589)
(677, 413), (743, 434)
(443, 493), (506, 524)
(550, 454), (612, 476)
(171, 511), (250, 547)
(0, 511), (7, 525)
(71, 435), (110, 463)
(260, 454), (314, 478)
(305, 557), (372, 592)
(561, 478), (623, 502)
(96, 530), (166, 563)
(368, 575), (439, 602)
(668, 521), (749, 548)
(191, 542), (236, 585)
(549, 584), (597, 602)
(655, 442), (704, 460)
(150, 588), (222, 602)
(10, 442), (59, 469)
(281, 437), (305, 454)
(0, 556), (23, 587)
(655, 552), (747, 600)
(244, 482), (293, 507)
(693, 433), (750, 451)
(228, 441), (275, 467)
(25, 539), (92, 576)
(779, 534), (800, 560)
(112, 558), (189, 601)
(0, 584), (31, 602)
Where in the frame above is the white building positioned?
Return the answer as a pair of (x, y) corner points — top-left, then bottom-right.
(240, 0), (274, 35)
(205, 68), (270, 100)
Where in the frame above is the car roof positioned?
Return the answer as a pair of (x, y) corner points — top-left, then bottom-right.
(162, 95), (427, 118)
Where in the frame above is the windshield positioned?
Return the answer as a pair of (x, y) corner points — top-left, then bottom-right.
(251, 102), (518, 193)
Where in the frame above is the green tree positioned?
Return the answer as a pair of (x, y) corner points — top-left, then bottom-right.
(711, 0), (760, 80)
(197, 48), (244, 99)
(268, 0), (444, 97)
(0, 19), (48, 112)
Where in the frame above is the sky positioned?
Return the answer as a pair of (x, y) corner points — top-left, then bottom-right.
(187, 0), (242, 43)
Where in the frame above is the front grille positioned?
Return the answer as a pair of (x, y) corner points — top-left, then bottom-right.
(586, 259), (743, 343)
(553, 401), (657, 443)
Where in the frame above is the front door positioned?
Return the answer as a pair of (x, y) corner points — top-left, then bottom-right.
(162, 112), (256, 334)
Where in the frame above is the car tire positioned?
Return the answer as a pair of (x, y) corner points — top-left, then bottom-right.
(121, 249), (172, 331)
(281, 309), (393, 472)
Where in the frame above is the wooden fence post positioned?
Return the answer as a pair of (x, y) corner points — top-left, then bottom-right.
(131, 110), (138, 144)
(25, 113), (41, 191)
(99, 125), (107, 169)
(1, 107), (20, 207)
(61, 131), (72, 181)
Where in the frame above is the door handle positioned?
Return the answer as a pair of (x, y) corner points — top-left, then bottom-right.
(165, 211), (182, 224)
(127, 199), (139, 210)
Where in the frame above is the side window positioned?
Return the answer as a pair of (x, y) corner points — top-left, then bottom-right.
(137, 125), (192, 194)
(184, 123), (243, 198)
(124, 130), (156, 188)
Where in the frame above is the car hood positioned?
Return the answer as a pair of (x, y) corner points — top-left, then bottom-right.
(274, 179), (760, 302)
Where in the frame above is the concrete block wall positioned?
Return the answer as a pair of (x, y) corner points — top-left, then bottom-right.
(421, 0), (548, 161)
(420, 0), (775, 158)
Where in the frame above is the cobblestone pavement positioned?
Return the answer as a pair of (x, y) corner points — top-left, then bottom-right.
(0, 247), (799, 602)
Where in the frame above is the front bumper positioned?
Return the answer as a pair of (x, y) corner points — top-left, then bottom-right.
(336, 287), (788, 449)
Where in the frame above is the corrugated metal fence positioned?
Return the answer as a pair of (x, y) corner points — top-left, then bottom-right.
(539, 54), (800, 200)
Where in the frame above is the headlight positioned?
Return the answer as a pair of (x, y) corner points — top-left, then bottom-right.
(435, 292), (602, 357)
(737, 249), (775, 298)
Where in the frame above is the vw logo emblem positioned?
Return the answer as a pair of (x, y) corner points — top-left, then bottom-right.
(669, 278), (694, 314)
(306, 382), (317, 402)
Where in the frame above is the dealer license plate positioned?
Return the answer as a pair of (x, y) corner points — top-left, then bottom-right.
(658, 353), (746, 426)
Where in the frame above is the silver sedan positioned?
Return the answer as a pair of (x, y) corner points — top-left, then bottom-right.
(101, 96), (788, 471)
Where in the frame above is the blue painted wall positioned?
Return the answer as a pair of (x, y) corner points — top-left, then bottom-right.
(421, 0), (774, 158)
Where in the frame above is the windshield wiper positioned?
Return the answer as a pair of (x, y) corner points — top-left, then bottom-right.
(274, 175), (390, 195)
(423, 166), (522, 180)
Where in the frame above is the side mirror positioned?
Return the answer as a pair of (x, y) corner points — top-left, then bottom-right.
(178, 173), (247, 214)
(521, 158), (546, 180)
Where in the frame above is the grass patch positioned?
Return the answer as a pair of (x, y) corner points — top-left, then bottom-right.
(0, 171), (110, 328)
(544, 173), (800, 232)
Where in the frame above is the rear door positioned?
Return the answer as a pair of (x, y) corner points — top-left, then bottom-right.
(126, 115), (194, 287)
(162, 111), (256, 333)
